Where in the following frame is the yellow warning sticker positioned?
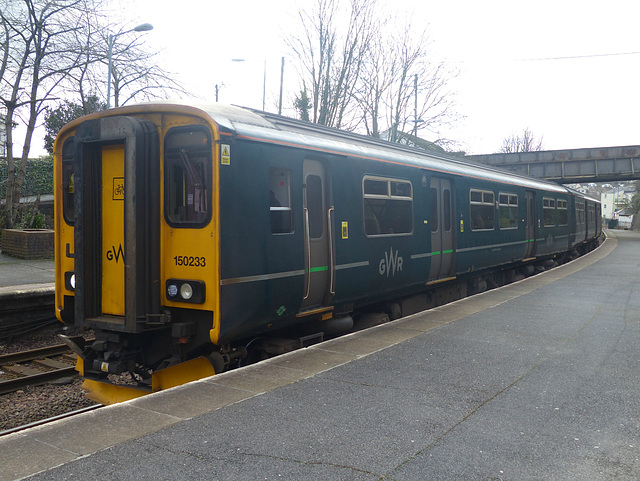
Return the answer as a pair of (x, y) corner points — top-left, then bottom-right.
(341, 221), (348, 239)
(221, 144), (230, 165)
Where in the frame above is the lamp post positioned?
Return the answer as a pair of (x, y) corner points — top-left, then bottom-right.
(107, 23), (153, 109)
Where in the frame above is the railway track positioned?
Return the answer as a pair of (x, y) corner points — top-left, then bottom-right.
(0, 339), (83, 395)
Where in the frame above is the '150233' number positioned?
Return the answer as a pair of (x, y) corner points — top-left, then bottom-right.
(174, 256), (206, 267)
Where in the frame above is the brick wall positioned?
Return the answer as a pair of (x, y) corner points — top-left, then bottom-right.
(1, 229), (54, 259)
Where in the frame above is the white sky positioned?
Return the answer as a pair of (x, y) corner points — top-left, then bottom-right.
(24, 0), (640, 156)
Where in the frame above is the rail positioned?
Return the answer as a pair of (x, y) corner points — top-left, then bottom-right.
(0, 341), (88, 395)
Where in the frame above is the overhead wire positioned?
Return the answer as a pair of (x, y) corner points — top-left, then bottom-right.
(514, 50), (640, 62)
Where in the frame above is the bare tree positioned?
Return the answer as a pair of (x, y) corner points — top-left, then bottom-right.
(354, 21), (393, 137)
(0, 0), (185, 226)
(286, 0), (460, 148)
(500, 127), (544, 153)
(58, 11), (185, 110)
(109, 44), (185, 108)
(0, 0), (93, 222)
(384, 23), (425, 143)
(57, 3), (107, 112)
(357, 20), (459, 147)
(0, 3), (25, 220)
(287, 0), (375, 128)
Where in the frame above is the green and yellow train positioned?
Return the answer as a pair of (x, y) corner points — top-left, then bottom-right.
(54, 103), (602, 404)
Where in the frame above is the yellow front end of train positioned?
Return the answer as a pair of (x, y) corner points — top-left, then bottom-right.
(53, 104), (223, 404)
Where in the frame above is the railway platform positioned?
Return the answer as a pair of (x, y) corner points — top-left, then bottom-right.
(2, 230), (639, 481)
(0, 251), (54, 336)
(0, 251), (54, 289)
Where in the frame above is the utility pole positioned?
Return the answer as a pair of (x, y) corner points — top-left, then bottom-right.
(413, 74), (418, 142)
(278, 57), (285, 115)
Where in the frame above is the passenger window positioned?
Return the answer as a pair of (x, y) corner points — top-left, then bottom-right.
(270, 168), (293, 234)
(528, 197), (535, 226)
(576, 202), (585, 224)
(557, 199), (568, 226)
(443, 189), (452, 232)
(430, 188), (438, 232)
(363, 176), (413, 236)
(470, 189), (494, 231)
(543, 197), (556, 227)
(498, 193), (518, 230)
(306, 175), (323, 239)
(587, 204), (595, 225)
(164, 127), (211, 227)
(62, 137), (75, 225)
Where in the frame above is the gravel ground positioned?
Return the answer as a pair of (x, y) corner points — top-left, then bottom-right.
(0, 321), (87, 354)
(0, 324), (98, 432)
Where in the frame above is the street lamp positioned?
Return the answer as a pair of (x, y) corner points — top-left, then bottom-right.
(107, 23), (153, 109)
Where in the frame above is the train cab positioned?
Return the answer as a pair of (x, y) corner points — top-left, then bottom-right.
(55, 107), (224, 403)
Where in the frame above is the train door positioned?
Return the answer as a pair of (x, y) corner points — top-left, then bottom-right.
(73, 116), (160, 331)
(585, 200), (590, 239)
(568, 195), (575, 247)
(300, 159), (333, 311)
(586, 201), (596, 238)
(101, 145), (126, 315)
(429, 177), (455, 280)
(525, 190), (536, 259)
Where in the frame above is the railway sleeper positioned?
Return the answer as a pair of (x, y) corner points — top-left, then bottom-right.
(2, 364), (42, 376)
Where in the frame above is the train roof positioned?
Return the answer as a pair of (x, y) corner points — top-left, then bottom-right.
(564, 185), (600, 203)
(199, 103), (568, 193)
(66, 101), (584, 197)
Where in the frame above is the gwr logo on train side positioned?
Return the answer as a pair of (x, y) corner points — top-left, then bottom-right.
(379, 247), (403, 277)
(106, 244), (125, 263)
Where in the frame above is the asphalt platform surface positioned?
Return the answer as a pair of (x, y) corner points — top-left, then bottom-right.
(2, 230), (639, 480)
(0, 251), (54, 288)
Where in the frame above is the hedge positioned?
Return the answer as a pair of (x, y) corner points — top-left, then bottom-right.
(0, 156), (54, 198)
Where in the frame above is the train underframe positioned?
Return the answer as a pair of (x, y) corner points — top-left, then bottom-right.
(62, 236), (603, 405)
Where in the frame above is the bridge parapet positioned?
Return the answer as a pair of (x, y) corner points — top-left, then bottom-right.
(468, 145), (640, 183)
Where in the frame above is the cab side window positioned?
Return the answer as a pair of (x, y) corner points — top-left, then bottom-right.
(62, 137), (75, 225)
(164, 127), (212, 227)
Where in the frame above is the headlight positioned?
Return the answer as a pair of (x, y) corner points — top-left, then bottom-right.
(179, 283), (193, 300)
(65, 271), (76, 291)
(166, 279), (205, 304)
